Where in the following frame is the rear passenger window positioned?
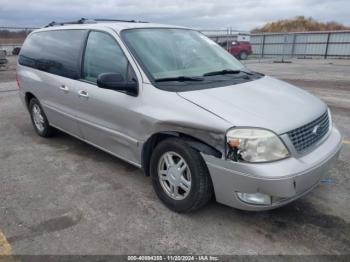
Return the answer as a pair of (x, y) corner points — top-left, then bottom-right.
(82, 31), (128, 83)
(19, 30), (86, 79)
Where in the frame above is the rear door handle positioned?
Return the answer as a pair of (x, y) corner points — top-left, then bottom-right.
(78, 90), (89, 98)
(59, 85), (69, 92)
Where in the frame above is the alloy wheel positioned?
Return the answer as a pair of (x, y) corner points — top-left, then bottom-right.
(32, 104), (45, 132)
(158, 151), (192, 200)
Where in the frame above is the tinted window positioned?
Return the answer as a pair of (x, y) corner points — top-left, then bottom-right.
(19, 30), (86, 79)
(83, 31), (128, 83)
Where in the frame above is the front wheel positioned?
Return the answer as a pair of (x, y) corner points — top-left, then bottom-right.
(150, 138), (213, 213)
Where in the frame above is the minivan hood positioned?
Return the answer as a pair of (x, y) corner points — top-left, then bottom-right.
(178, 76), (327, 134)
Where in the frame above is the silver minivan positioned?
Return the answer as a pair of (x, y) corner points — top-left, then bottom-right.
(17, 19), (342, 212)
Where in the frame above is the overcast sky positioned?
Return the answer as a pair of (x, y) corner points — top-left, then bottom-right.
(0, 0), (349, 30)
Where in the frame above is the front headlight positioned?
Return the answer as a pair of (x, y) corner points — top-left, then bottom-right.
(226, 128), (289, 163)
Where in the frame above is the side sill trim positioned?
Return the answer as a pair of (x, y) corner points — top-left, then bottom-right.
(42, 102), (139, 145)
(50, 123), (142, 168)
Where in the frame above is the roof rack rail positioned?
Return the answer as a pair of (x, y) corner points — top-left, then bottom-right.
(44, 18), (94, 28)
(44, 18), (148, 27)
(94, 18), (148, 23)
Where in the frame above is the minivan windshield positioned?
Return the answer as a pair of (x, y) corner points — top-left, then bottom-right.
(122, 28), (245, 81)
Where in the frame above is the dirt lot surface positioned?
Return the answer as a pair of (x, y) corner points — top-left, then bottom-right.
(0, 57), (349, 256)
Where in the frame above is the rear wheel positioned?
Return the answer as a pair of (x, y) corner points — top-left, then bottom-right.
(239, 51), (248, 60)
(29, 98), (55, 137)
(150, 138), (213, 212)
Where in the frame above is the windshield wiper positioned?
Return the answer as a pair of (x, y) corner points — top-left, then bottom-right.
(203, 69), (241, 76)
(154, 76), (204, 82)
(203, 69), (255, 76)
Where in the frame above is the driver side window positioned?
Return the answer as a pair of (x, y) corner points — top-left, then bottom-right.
(83, 31), (128, 83)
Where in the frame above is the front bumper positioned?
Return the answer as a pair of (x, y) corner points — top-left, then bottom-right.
(202, 126), (342, 211)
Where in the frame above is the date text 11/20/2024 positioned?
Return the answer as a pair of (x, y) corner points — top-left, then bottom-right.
(127, 255), (219, 261)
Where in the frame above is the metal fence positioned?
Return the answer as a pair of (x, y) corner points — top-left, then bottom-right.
(200, 29), (350, 59)
(250, 30), (350, 59)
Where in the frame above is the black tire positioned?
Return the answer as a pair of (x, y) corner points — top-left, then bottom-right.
(239, 51), (248, 60)
(29, 98), (55, 137)
(150, 138), (213, 213)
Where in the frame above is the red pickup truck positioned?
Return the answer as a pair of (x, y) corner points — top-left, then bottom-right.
(219, 40), (252, 60)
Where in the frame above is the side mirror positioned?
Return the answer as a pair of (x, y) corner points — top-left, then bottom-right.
(97, 73), (138, 96)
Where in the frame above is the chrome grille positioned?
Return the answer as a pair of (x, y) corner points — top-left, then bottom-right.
(287, 111), (329, 152)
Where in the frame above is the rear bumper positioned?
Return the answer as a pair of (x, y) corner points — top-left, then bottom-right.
(202, 126), (342, 211)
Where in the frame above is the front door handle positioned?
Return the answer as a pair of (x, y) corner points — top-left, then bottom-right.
(78, 90), (89, 98)
(59, 85), (69, 92)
